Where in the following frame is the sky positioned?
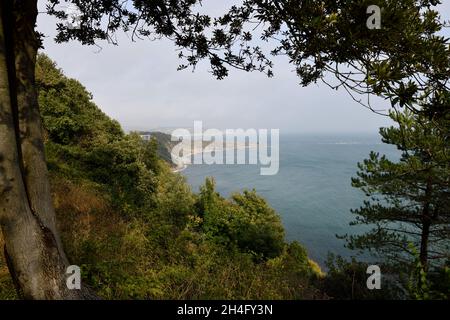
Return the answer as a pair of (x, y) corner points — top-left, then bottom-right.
(36, 1), (450, 134)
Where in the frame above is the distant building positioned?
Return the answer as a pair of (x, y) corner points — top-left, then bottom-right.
(140, 134), (152, 141)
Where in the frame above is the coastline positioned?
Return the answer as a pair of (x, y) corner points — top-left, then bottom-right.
(171, 143), (258, 173)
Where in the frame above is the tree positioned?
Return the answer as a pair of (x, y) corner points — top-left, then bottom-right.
(0, 0), (210, 299)
(347, 110), (450, 272)
(0, 1), (88, 299)
(45, 1), (449, 118)
(157, 0), (449, 118)
(1, 0), (448, 299)
(197, 178), (285, 259)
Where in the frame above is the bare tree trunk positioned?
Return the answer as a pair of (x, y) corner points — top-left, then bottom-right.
(0, 0), (94, 299)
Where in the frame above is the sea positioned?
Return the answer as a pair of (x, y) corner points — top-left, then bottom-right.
(181, 133), (399, 267)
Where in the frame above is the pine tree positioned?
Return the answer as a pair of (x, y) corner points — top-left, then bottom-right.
(347, 110), (450, 271)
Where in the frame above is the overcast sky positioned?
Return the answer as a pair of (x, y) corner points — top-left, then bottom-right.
(36, 1), (450, 134)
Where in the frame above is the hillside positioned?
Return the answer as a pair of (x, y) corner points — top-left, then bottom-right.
(137, 131), (178, 166)
(0, 54), (326, 300)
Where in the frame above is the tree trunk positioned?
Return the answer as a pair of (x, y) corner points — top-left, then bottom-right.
(419, 176), (433, 271)
(14, 1), (60, 240)
(0, 0), (94, 299)
(420, 220), (430, 271)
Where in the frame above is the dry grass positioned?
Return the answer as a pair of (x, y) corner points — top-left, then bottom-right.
(0, 177), (125, 300)
(50, 177), (128, 261)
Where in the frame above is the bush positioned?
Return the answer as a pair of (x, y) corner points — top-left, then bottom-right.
(320, 254), (401, 300)
(196, 178), (285, 260)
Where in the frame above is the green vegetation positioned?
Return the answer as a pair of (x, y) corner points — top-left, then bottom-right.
(349, 111), (450, 267)
(343, 110), (450, 299)
(137, 132), (178, 167)
(320, 254), (401, 300)
(0, 54), (324, 300)
(0, 50), (450, 299)
(1, 0), (448, 300)
(1, 53), (448, 300)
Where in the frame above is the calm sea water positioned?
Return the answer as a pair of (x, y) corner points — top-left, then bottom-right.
(182, 134), (399, 266)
